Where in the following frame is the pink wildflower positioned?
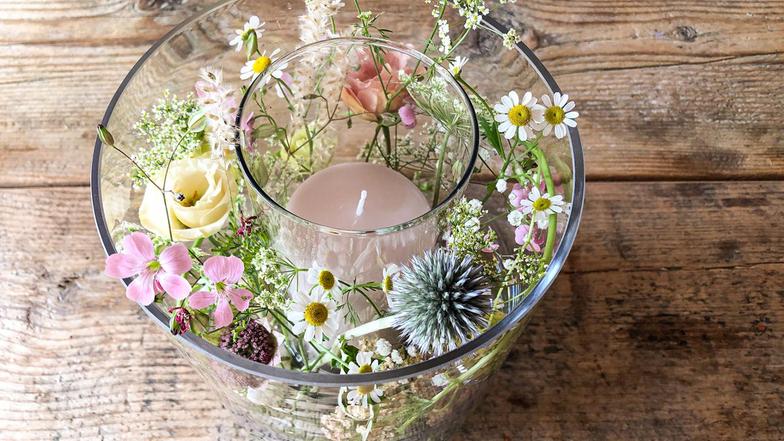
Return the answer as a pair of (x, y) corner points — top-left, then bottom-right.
(514, 224), (547, 252)
(105, 232), (192, 306)
(188, 256), (252, 328)
(398, 103), (417, 128)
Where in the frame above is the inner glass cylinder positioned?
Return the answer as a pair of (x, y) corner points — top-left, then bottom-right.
(236, 38), (478, 287)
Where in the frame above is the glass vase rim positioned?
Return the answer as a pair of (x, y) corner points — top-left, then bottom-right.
(90, 0), (586, 387)
(234, 36), (481, 237)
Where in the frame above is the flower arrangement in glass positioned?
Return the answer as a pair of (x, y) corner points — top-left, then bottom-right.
(94, 0), (582, 439)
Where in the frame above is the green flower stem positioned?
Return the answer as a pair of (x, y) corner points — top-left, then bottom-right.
(431, 131), (452, 206)
(532, 147), (557, 263)
(382, 125), (393, 162)
(401, 338), (505, 431)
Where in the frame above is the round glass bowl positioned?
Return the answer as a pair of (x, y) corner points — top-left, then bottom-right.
(91, 1), (584, 440)
(235, 37), (478, 290)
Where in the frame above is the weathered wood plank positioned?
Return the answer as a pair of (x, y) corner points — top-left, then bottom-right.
(1, 1), (783, 186)
(0, 181), (781, 439)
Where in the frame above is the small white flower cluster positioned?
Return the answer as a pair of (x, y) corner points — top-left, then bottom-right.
(300, 0), (343, 43)
(502, 28), (521, 50)
(250, 247), (292, 309)
(437, 19), (452, 54)
(194, 67), (237, 158)
(452, 0), (489, 30)
(131, 91), (204, 186)
(444, 198), (497, 259)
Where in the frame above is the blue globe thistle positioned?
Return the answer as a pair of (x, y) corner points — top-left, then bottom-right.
(389, 248), (491, 355)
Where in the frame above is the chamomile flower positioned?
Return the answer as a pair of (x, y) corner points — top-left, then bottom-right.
(240, 48), (281, 81)
(260, 55), (290, 97)
(540, 92), (579, 139)
(287, 289), (341, 343)
(494, 91), (544, 142)
(519, 186), (565, 229)
(381, 264), (401, 295)
(345, 351), (383, 406)
(229, 15), (265, 52)
(449, 56), (469, 76)
(307, 263), (339, 298)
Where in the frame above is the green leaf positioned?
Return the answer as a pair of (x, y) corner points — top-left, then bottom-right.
(245, 31), (258, 60)
(478, 114), (503, 157)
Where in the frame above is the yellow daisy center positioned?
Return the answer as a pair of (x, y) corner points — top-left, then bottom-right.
(544, 105), (565, 125)
(507, 104), (531, 126)
(382, 275), (393, 293)
(318, 270), (335, 290)
(304, 302), (329, 326)
(252, 56), (271, 74)
(533, 197), (551, 211)
(357, 364), (374, 393)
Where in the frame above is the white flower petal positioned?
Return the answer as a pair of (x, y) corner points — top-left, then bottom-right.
(501, 95), (512, 108)
(494, 103), (508, 113)
(564, 101), (576, 112)
(555, 124), (567, 139)
(564, 118), (577, 128)
(498, 120), (511, 132)
(541, 95), (552, 107)
(504, 125), (517, 139)
(521, 91), (532, 106)
(509, 91), (519, 105)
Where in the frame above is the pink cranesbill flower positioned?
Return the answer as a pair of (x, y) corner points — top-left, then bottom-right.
(188, 256), (252, 328)
(105, 232), (192, 306)
(514, 224), (547, 252)
(398, 103), (417, 128)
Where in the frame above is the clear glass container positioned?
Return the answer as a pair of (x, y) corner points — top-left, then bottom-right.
(91, 1), (585, 440)
(236, 38), (478, 303)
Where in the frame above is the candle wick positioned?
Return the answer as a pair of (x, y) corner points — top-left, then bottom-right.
(355, 190), (368, 217)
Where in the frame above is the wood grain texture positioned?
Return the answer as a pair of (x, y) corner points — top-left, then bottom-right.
(1, 182), (782, 440)
(1, 0), (783, 186)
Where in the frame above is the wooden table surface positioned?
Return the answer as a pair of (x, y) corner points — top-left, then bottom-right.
(1, 1), (782, 440)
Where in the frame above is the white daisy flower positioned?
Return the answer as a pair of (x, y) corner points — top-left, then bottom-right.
(519, 186), (565, 229)
(540, 92), (579, 139)
(287, 289), (340, 343)
(375, 338), (392, 357)
(306, 262), (339, 298)
(507, 209), (524, 227)
(345, 351), (383, 406)
(449, 56), (469, 76)
(494, 91), (544, 142)
(229, 15), (265, 52)
(240, 48), (281, 81)
(496, 178), (508, 193)
(381, 264), (400, 295)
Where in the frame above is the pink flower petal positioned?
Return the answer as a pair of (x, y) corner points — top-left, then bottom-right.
(159, 244), (192, 275)
(212, 297), (233, 328)
(105, 252), (145, 279)
(226, 287), (252, 312)
(399, 104), (417, 129)
(122, 232), (155, 261)
(157, 272), (192, 300)
(188, 291), (217, 309)
(126, 270), (156, 306)
(204, 255), (245, 284)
